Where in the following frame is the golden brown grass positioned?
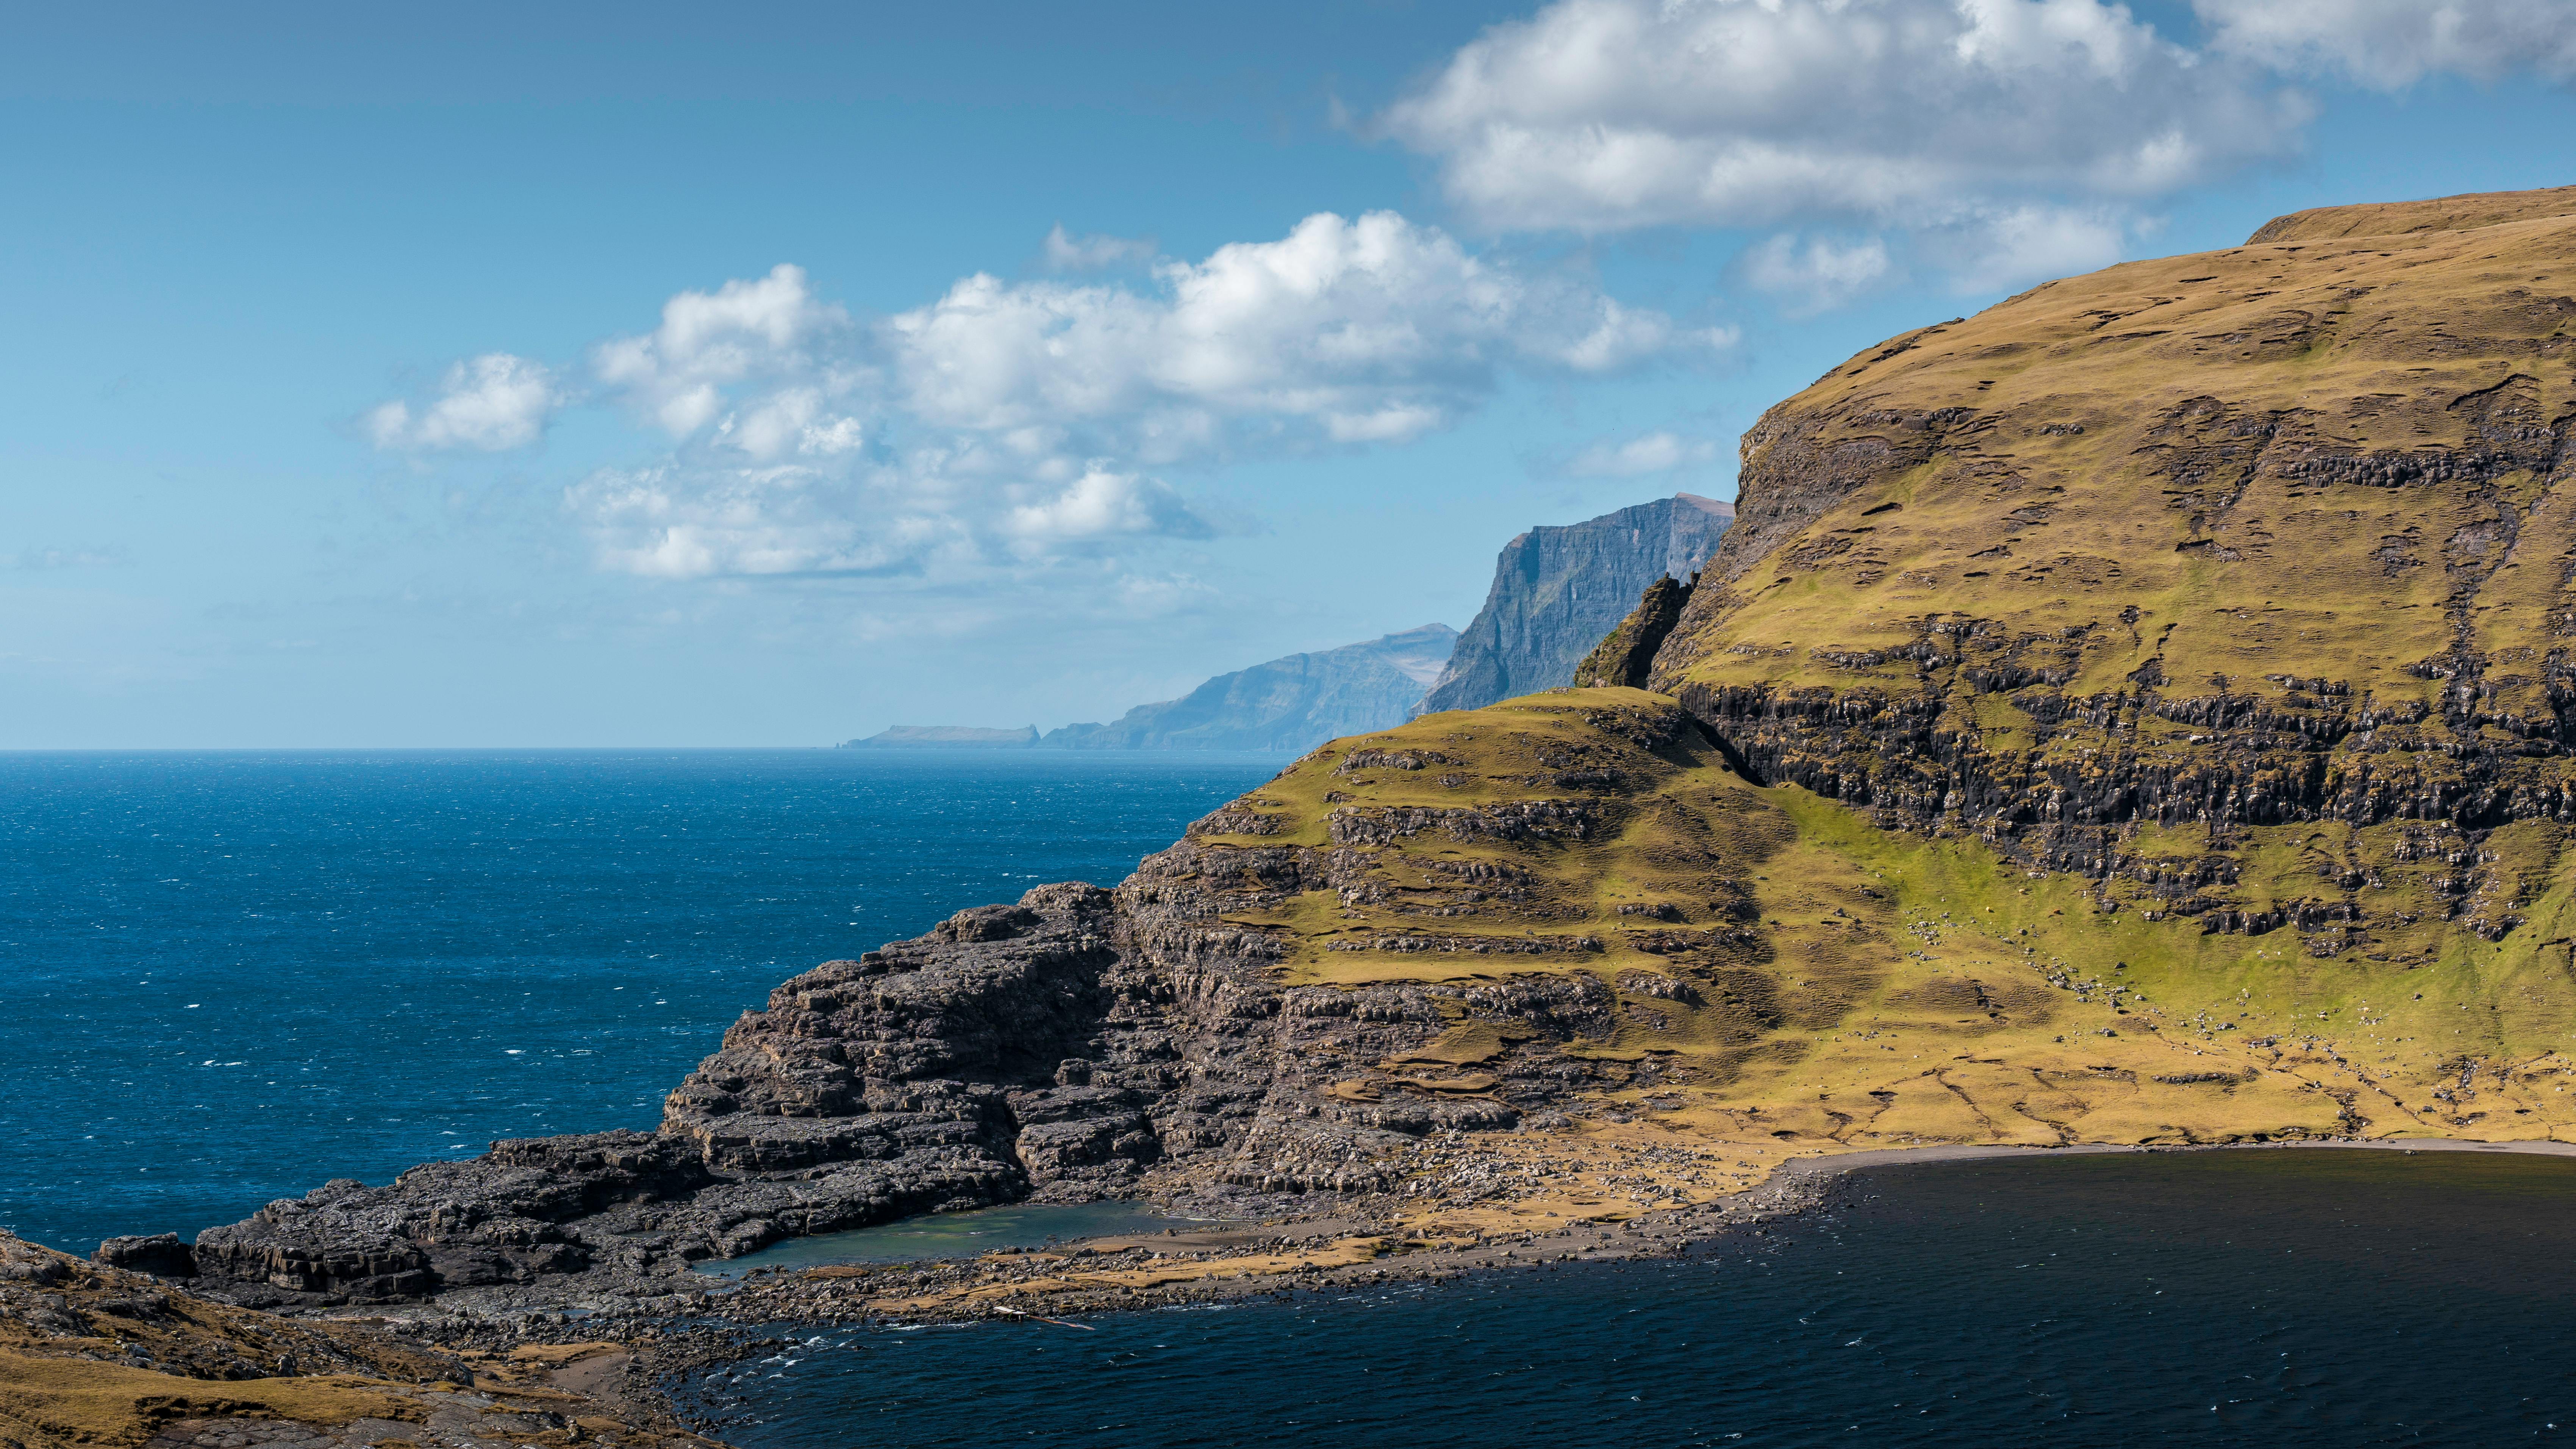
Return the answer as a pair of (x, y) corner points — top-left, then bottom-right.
(1184, 686), (2576, 1219)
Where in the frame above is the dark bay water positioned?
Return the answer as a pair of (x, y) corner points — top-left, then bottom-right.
(695, 1150), (2576, 1448)
(0, 749), (1279, 1253)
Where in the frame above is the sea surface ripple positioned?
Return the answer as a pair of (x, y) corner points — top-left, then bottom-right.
(0, 748), (1276, 1252)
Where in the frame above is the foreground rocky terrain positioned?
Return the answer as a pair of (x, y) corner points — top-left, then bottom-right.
(0, 1230), (712, 1449)
(128, 186), (2576, 1325)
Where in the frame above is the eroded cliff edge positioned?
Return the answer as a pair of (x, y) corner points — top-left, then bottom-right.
(1654, 183), (2576, 954)
(155, 187), (2576, 1316)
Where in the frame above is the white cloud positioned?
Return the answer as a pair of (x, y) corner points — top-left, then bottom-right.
(1004, 466), (1217, 546)
(563, 463), (960, 581)
(1741, 233), (1896, 313)
(884, 211), (1719, 453)
(1041, 224), (1158, 271)
(1924, 202), (2129, 295)
(592, 264), (854, 440)
(1382, 0), (2307, 238)
(2196, 0), (2576, 88)
(367, 353), (561, 452)
(1564, 430), (1721, 477)
(416, 214), (1709, 584)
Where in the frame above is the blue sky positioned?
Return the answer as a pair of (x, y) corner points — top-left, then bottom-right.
(8, 0), (2575, 746)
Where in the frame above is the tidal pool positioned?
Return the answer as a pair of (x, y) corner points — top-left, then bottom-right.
(693, 1200), (1205, 1277)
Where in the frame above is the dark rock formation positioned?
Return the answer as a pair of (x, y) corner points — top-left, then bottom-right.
(1420, 494), (1732, 715)
(172, 847), (1583, 1310)
(1044, 624), (1455, 752)
(92, 1233), (195, 1279)
(1575, 574), (1695, 689)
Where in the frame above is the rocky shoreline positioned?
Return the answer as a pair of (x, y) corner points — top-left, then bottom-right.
(241, 1134), (2576, 1439)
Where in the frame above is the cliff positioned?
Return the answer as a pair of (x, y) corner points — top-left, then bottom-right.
(1649, 182), (2576, 955)
(1043, 624), (1455, 753)
(1419, 494), (1733, 715)
(159, 188), (2576, 1316)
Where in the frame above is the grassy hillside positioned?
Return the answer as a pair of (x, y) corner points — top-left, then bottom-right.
(1179, 685), (2576, 1219)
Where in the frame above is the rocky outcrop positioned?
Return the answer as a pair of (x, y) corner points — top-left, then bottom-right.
(171, 836), (1581, 1309)
(1575, 574), (1694, 689)
(1045, 624), (1456, 752)
(1419, 494), (1732, 715)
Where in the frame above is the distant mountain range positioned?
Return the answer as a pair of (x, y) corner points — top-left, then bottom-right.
(841, 491), (1732, 752)
(1417, 492), (1733, 716)
(1044, 624), (1456, 752)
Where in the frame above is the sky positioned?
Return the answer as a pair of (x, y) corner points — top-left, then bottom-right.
(7, 0), (2576, 747)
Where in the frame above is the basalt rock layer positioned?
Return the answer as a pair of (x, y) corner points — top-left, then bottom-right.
(1651, 184), (2576, 958)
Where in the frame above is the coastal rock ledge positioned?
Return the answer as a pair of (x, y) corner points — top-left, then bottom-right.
(161, 861), (1552, 1310)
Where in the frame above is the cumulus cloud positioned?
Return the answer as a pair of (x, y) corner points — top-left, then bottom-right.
(1004, 467), (1218, 546)
(1563, 430), (1722, 477)
(1381, 0), (2307, 237)
(592, 264), (857, 441)
(2196, 0), (2576, 88)
(1741, 233), (1896, 313)
(367, 353), (561, 452)
(374, 214), (1710, 582)
(886, 211), (1719, 452)
(539, 213), (1716, 580)
(1041, 224), (1158, 271)
(563, 463), (959, 581)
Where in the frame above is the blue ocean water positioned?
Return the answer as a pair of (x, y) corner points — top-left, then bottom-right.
(0, 749), (1279, 1254)
(696, 1150), (2576, 1448)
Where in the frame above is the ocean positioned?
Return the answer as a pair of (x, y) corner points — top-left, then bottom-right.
(0, 749), (1279, 1254)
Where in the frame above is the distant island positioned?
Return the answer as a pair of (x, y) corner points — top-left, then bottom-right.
(839, 724), (1040, 748)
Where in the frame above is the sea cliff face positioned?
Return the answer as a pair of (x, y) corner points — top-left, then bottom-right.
(1649, 184), (2576, 957)
(1418, 494), (1733, 715)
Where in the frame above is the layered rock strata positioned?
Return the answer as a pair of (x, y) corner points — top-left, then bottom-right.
(1649, 186), (2576, 955)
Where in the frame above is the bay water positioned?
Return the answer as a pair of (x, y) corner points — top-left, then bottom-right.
(696, 1150), (2576, 1447)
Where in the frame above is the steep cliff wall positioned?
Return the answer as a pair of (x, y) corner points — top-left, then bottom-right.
(1652, 186), (2576, 956)
(1045, 625), (1455, 752)
(1418, 494), (1732, 714)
